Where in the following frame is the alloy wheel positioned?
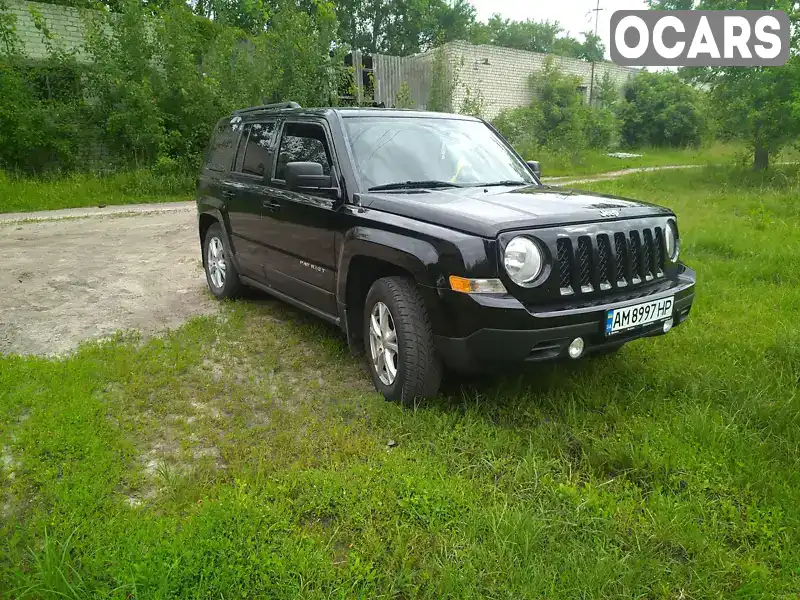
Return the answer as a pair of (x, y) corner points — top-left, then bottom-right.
(207, 236), (227, 289)
(368, 301), (399, 385)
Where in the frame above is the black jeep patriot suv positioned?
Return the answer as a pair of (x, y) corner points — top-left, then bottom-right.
(197, 102), (695, 403)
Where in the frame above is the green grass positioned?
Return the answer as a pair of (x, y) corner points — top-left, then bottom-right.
(534, 142), (751, 178)
(0, 169), (194, 214)
(2, 166), (800, 598)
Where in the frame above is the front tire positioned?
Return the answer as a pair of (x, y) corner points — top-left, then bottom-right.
(203, 222), (241, 299)
(363, 277), (442, 405)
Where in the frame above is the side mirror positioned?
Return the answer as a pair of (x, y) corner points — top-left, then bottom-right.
(527, 160), (541, 178)
(285, 161), (333, 191)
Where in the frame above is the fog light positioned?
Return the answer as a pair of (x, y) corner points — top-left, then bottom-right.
(663, 318), (674, 333)
(568, 337), (585, 359)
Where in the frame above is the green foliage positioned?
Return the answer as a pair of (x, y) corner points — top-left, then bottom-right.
(618, 71), (707, 149)
(0, 6), (93, 174)
(0, 167), (193, 212)
(470, 15), (605, 61)
(336, 0), (476, 55)
(459, 85), (485, 118)
(493, 58), (618, 161)
(394, 80), (414, 109)
(426, 45), (458, 112)
(648, 0), (800, 170)
(0, 0), (342, 173)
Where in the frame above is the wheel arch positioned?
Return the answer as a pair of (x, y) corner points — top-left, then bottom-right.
(197, 207), (241, 274)
(338, 235), (445, 356)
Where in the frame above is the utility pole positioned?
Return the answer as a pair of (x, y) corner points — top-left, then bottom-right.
(588, 0), (603, 105)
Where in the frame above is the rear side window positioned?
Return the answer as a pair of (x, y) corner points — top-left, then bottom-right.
(233, 121), (276, 177)
(203, 118), (239, 173)
(275, 122), (332, 180)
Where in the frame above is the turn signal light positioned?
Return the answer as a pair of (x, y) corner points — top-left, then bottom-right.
(449, 276), (507, 294)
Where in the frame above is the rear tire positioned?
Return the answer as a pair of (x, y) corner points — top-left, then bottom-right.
(203, 222), (242, 299)
(363, 277), (442, 405)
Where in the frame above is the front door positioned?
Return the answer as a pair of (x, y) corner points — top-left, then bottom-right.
(262, 120), (341, 317)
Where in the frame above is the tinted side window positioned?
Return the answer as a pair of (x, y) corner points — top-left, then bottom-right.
(275, 122), (332, 181)
(204, 118), (239, 172)
(241, 122), (276, 177)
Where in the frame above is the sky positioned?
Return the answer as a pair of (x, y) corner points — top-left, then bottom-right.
(468, 0), (650, 60)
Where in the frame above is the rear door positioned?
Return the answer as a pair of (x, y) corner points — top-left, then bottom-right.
(261, 120), (341, 316)
(224, 120), (278, 280)
(197, 117), (239, 216)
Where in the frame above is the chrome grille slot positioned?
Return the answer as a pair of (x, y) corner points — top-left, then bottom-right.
(556, 238), (573, 295)
(577, 237), (593, 293)
(629, 231), (642, 284)
(597, 235), (612, 291)
(642, 229), (654, 281)
(614, 233), (627, 287)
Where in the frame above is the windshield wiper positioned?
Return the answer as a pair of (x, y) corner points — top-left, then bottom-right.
(471, 180), (532, 187)
(368, 180), (463, 192)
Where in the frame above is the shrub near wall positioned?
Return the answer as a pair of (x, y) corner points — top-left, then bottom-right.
(0, 0), (342, 174)
(492, 57), (618, 162)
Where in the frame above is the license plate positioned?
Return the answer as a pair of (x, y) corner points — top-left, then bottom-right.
(606, 296), (674, 336)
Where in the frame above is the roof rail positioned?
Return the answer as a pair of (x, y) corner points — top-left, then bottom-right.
(233, 102), (301, 114)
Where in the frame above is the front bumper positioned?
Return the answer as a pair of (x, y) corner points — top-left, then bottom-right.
(433, 268), (696, 372)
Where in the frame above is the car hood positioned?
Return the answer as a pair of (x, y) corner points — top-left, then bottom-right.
(360, 184), (673, 237)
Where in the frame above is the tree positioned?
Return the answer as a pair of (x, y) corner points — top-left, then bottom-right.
(470, 15), (561, 53)
(469, 15), (606, 60)
(649, 0), (800, 170)
(617, 71), (707, 148)
(335, 0), (475, 55)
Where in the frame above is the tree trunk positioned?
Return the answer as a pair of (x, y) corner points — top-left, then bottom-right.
(754, 141), (769, 171)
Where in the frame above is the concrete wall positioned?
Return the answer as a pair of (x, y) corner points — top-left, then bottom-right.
(372, 41), (641, 119)
(2, 0), (90, 61)
(445, 41), (640, 119)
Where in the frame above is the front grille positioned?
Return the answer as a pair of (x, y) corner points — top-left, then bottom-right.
(557, 225), (667, 296)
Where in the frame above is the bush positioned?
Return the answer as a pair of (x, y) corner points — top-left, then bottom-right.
(617, 72), (707, 148)
(492, 57), (619, 160)
(0, 0), (342, 174)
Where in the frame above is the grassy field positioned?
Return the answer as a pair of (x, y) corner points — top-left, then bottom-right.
(0, 143), (774, 214)
(0, 169), (193, 214)
(2, 166), (800, 598)
(534, 142), (751, 178)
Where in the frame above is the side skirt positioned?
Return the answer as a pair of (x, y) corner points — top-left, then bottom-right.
(239, 275), (341, 327)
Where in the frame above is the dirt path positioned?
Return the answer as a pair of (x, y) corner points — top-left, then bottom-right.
(0, 206), (215, 356)
(0, 164), (701, 356)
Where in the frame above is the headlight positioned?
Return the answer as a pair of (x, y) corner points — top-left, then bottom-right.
(665, 221), (679, 262)
(503, 236), (543, 287)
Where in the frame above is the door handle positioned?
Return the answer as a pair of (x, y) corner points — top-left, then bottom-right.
(262, 200), (281, 212)
(222, 190), (235, 198)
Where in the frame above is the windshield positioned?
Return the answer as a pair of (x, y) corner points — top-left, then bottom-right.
(342, 116), (537, 191)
